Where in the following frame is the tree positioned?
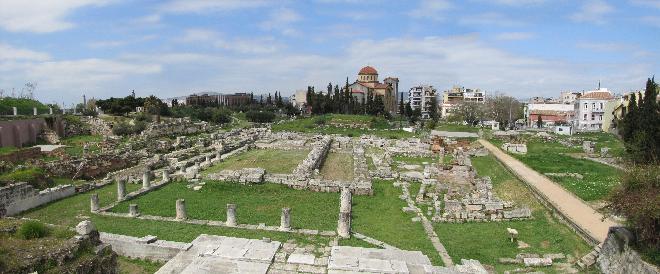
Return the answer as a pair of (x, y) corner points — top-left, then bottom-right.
(621, 77), (659, 164)
(399, 96), (405, 116)
(536, 115), (543, 128)
(486, 95), (522, 129)
(428, 96), (439, 121)
(449, 101), (484, 126)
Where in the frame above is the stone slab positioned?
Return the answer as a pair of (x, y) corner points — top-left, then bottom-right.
(287, 253), (316, 265)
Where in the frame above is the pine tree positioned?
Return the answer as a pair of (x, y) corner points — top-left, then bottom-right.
(429, 96), (439, 121)
(399, 96), (405, 115)
(405, 102), (413, 119)
(537, 115), (543, 128)
(625, 77), (660, 163)
(267, 93), (272, 105)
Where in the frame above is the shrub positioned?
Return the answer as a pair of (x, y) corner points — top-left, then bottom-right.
(314, 115), (328, 125)
(112, 122), (133, 136)
(134, 112), (152, 122)
(245, 110), (276, 123)
(17, 221), (50, 239)
(608, 165), (660, 255)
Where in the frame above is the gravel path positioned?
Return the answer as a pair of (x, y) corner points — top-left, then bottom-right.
(479, 139), (618, 243)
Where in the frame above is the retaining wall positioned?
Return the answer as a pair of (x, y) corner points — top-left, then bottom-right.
(597, 227), (660, 274)
(99, 232), (190, 262)
(0, 182), (75, 216)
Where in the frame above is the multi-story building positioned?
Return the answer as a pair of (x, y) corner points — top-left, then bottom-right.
(525, 103), (575, 127)
(560, 91), (581, 104)
(574, 88), (614, 131)
(440, 85), (485, 118)
(345, 66), (399, 113)
(185, 92), (251, 107)
(408, 85), (437, 119)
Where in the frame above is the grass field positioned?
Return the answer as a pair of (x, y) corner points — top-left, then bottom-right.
(118, 257), (164, 274)
(61, 135), (103, 157)
(490, 136), (621, 201)
(111, 181), (340, 231)
(272, 114), (416, 139)
(319, 152), (354, 181)
(433, 155), (592, 272)
(352, 179), (444, 266)
(435, 123), (482, 133)
(202, 149), (309, 174)
(20, 181), (142, 227)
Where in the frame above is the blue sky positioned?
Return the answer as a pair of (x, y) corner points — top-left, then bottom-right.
(0, 0), (658, 106)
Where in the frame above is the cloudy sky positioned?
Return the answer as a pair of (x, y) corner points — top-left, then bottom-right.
(0, 0), (658, 106)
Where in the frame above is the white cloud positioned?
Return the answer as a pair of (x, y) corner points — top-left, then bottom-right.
(259, 8), (302, 36)
(86, 35), (158, 49)
(0, 43), (51, 61)
(641, 16), (660, 27)
(576, 42), (630, 52)
(133, 14), (161, 24)
(488, 0), (545, 5)
(630, 0), (660, 9)
(0, 0), (112, 33)
(159, 0), (271, 13)
(408, 0), (453, 20)
(570, 0), (615, 25)
(458, 12), (524, 27)
(180, 29), (284, 54)
(494, 32), (535, 41)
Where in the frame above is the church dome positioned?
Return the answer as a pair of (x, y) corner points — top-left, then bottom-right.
(358, 66), (378, 75)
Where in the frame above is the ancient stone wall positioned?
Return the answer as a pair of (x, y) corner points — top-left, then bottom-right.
(0, 118), (47, 147)
(100, 232), (191, 262)
(140, 118), (209, 139)
(502, 143), (527, 154)
(0, 146), (42, 162)
(597, 227), (660, 274)
(81, 116), (113, 136)
(44, 153), (141, 179)
(292, 137), (332, 177)
(0, 182), (75, 216)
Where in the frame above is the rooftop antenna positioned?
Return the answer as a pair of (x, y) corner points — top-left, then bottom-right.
(598, 80), (601, 90)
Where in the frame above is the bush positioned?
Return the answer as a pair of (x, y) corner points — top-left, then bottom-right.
(17, 221), (50, 239)
(608, 165), (660, 255)
(245, 110), (276, 123)
(314, 116), (328, 125)
(134, 112), (152, 122)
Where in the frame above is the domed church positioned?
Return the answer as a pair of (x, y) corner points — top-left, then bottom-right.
(346, 66), (399, 113)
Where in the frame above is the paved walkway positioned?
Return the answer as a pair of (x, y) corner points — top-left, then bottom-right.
(478, 139), (618, 243)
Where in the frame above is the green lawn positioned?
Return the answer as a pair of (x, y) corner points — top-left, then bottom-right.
(60, 135), (103, 157)
(319, 152), (354, 181)
(20, 181), (142, 227)
(202, 149), (309, 174)
(118, 257), (164, 274)
(111, 181), (340, 231)
(352, 179), (444, 266)
(433, 155), (592, 272)
(272, 114), (416, 139)
(19, 180), (334, 248)
(493, 137), (621, 201)
(0, 146), (18, 156)
(435, 123), (482, 133)
(574, 132), (625, 157)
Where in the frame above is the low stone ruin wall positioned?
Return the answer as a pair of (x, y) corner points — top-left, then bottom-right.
(44, 153), (141, 179)
(292, 137), (332, 177)
(100, 232), (191, 263)
(81, 117), (113, 136)
(502, 143), (527, 154)
(140, 118), (209, 139)
(206, 168), (266, 184)
(0, 146), (42, 162)
(0, 182), (75, 217)
(597, 227), (660, 274)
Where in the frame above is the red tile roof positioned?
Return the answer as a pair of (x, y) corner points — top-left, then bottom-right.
(358, 66), (378, 75)
(581, 91), (613, 100)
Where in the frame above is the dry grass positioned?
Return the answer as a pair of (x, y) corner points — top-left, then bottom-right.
(319, 152), (354, 181)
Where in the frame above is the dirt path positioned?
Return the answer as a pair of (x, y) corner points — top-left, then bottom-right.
(478, 139), (618, 243)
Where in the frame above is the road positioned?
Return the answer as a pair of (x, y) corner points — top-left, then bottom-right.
(478, 139), (618, 243)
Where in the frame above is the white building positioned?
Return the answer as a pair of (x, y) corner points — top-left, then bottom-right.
(408, 85), (437, 119)
(441, 86), (486, 118)
(574, 88), (614, 131)
(290, 90), (308, 110)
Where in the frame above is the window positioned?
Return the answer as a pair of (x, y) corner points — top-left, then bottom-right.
(591, 114), (595, 120)
(592, 103), (596, 109)
(583, 114), (587, 120)
(599, 115), (603, 121)
(600, 103), (603, 109)
(584, 103), (588, 109)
